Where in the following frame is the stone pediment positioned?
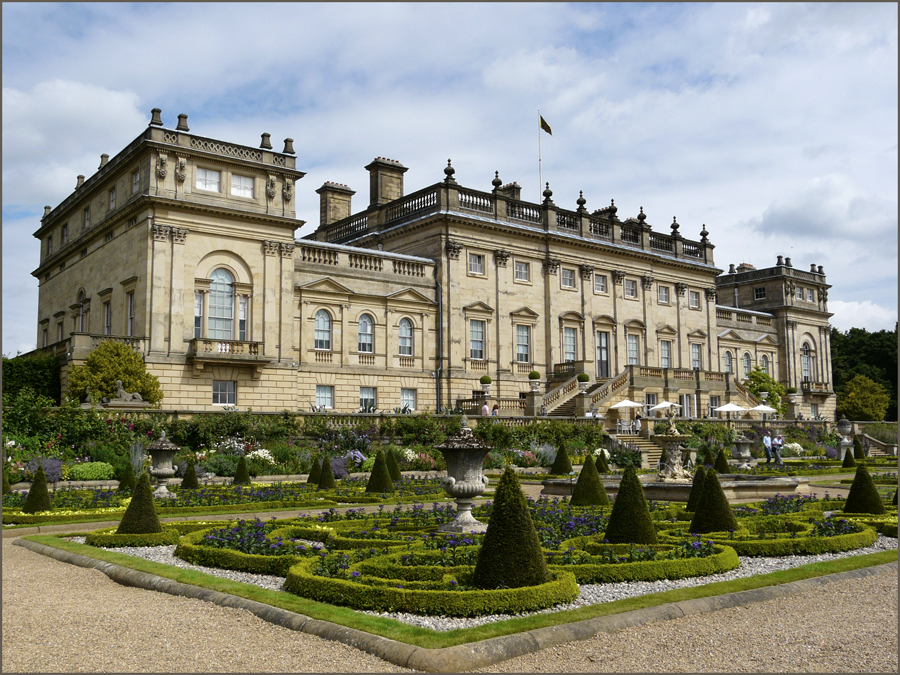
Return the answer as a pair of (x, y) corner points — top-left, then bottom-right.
(687, 329), (707, 339)
(386, 288), (436, 305)
(592, 313), (616, 326)
(510, 307), (540, 319)
(656, 324), (677, 335)
(560, 311), (585, 322)
(717, 329), (744, 341)
(463, 301), (495, 314)
(624, 319), (646, 329)
(754, 334), (780, 346)
(297, 277), (355, 295)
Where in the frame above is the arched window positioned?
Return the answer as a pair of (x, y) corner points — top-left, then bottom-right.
(208, 269), (235, 340)
(761, 354), (769, 375)
(314, 310), (332, 350)
(742, 352), (752, 376)
(358, 314), (374, 353)
(723, 351), (733, 373)
(399, 318), (413, 356)
(801, 342), (813, 381)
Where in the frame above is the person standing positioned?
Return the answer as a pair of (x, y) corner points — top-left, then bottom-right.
(491, 404), (499, 416)
(763, 431), (773, 464)
(481, 401), (490, 416)
(772, 434), (785, 467)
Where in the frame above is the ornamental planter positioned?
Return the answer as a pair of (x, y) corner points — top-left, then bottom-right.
(434, 416), (492, 533)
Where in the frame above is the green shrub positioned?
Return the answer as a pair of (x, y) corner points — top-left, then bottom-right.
(21, 464), (52, 514)
(307, 456), (322, 484)
(473, 466), (551, 589)
(181, 459), (199, 490)
(2, 466), (10, 495)
(595, 451), (610, 474)
(604, 465), (657, 544)
(713, 448), (730, 474)
(549, 442), (573, 475)
(685, 466), (707, 513)
(689, 471), (738, 534)
(528, 371), (541, 380)
(1, 351), (61, 405)
(365, 450), (394, 494)
(116, 460), (137, 494)
(67, 461), (116, 481)
(233, 456), (251, 485)
(318, 456), (336, 490)
(853, 435), (865, 460)
(86, 526), (180, 548)
(842, 447), (856, 468)
(843, 464), (887, 515)
(570, 454), (609, 507)
(67, 340), (163, 405)
(658, 525), (877, 556)
(480, 375), (492, 385)
(385, 448), (402, 482)
(893, 490), (898, 507)
(116, 472), (162, 534)
(576, 372), (591, 382)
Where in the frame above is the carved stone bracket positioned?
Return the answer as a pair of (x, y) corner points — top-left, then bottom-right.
(171, 227), (189, 244)
(280, 242), (295, 257)
(787, 320), (798, 329)
(263, 240), (280, 256)
(641, 275), (655, 290)
(579, 264), (594, 280)
(785, 280), (796, 297)
(613, 270), (626, 285)
(675, 282), (688, 297)
(266, 175), (277, 199)
(820, 289), (828, 303)
(493, 250), (510, 267)
(542, 258), (560, 276)
(152, 224), (170, 242)
(174, 157), (186, 183)
(282, 178), (293, 202)
(705, 287), (717, 301)
(156, 154), (168, 179)
(445, 241), (463, 260)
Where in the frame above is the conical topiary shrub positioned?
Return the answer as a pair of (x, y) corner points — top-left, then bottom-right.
(549, 442), (573, 475)
(473, 466), (551, 589)
(842, 447), (856, 468)
(714, 448), (730, 474)
(595, 450), (610, 475)
(181, 458), (199, 490)
(385, 448), (403, 483)
(892, 489), (898, 507)
(21, 464), (52, 514)
(116, 472), (162, 534)
(116, 460), (137, 494)
(603, 465), (657, 544)
(685, 465), (708, 513)
(689, 470), (738, 534)
(853, 435), (865, 461)
(365, 450), (394, 493)
(306, 456), (322, 484)
(570, 454), (609, 506)
(317, 455), (336, 490)
(233, 455), (251, 485)
(843, 464), (886, 514)
(2, 465), (11, 495)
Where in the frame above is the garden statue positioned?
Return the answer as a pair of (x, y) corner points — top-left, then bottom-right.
(115, 380), (143, 402)
(665, 406), (680, 435)
(657, 442), (692, 481)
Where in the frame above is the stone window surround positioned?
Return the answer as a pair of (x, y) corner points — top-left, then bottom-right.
(624, 278), (639, 299)
(593, 273), (609, 294)
(658, 285), (670, 304)
(513, 260), (531, 284)
(560, 268), (576, 290)
(467, 251), (486, 277)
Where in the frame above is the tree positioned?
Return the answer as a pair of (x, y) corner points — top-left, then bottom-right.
(831, 326), (897, 422)
(837, 375), (890, 421)
(742, 367), (786, 416)
(67, 340), (164, 405)
(1, 351), (61, 405)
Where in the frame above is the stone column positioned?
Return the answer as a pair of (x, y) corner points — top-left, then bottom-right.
(280, 243), (295, 363)
(169, 228), (188, 354)
(149, 224), (171, 354)
(262, 240), (281, 358)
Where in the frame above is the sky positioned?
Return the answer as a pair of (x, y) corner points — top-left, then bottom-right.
(2, 2), (897, 356)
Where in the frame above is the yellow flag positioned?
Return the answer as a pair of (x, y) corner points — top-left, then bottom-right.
(540, 115), (552, 135)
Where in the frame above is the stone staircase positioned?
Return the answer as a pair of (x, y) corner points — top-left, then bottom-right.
(613, 434), (667, 470)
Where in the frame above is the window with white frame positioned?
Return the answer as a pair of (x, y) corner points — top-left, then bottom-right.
(108, 187), (116, 210)
(238, 296), (248, 341)
(743, 352), (752, 376)
(761, 354), (769, 375)
(645, 393), (657, 408)
(627, 334), (640, 365)
(624, 279), (638, 298)
(468, 253), (484, 275)
(563, 327), (577, 362)
(194, 292), (203, 339)
(212, 380), (236, 406)
(360, 387), (376, 411)
(231, 174), (254, 198)
(209, 269), (235, 340)
(132, 170), (140, 194)
(658, 285), (670, 304)
(692, 343), (702, 369)
(754, 287), (766, 300)
(810, 403), (819, 418)
(126, 291), (135, 336)
(514, 261), (530, 282)
(561, 269), (576, 289)
(196, 168), (221, 192)
(660, 340), (671, 368)
(42, 329), (48, 348)
(796, 286), (804, 300)
(358, 314), (374, 353)
(314, 310), (332, 350)
(83, 207), (90, 230)
(806, 289), (814, 302)
(399, 318), (413, 356)
(709, 395), (720, 415)
(801, 342), (812, 380)
(315, 385), (333, 409)
(401, 388), (417, 411)
(516, 325), (531, 363)
(103, 302), (111, 336)
(57, 322), (64, 342)
(689, 290), (700, 309)
(724, 351), (733, 373)
(594, 274), (608, 293)
(469, 319), (485, 360)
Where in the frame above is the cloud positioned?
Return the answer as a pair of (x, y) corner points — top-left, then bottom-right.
(828, 300), (898, 333)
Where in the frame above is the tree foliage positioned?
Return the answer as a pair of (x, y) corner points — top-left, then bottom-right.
(831, 326), (897, 421)
(837, 375), (890, 422)
(1, 351), (61, 405)
(742, 367), (786, 416)
(67, 340), (164, 405)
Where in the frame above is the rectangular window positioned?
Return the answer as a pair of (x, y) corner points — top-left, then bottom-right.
(516, 325), (530, 363)
(564, 327), (577, 362)
(796, 287), (803, 300)
(469, 319), (485, 360)
(62, 224), (68, 244)
(709, 395), (720, 416)
(627, 334), (639, 365)
(624, 279), (638, 298)
(360, 387), (376, 411)
(810, 403), (819, 418)
(645, 393), (657, 408)
(468, 253), (484, 275)
(57, 322), (63, 342)
(108, 187), (116, 210)
(660, 340), (671, 368)
(514, 261), (530, 281)
(401, 388), (417, 411)
(194, 292), (203, 339)
(754, 287), (766, 300)
(42, 329), (48, 348)
(806, 289), (814, 302)
(594, 274), (608, 293)
(132, 170), (140, 194)
(212, 380), (236, 406)
(238, 296), (248, 341)
(83, 207), (90, 230)
(315, 385), (334, 409)
(196, 168), (221, 192)
(689, 291), (700, 309)
(596, 331), (610, 378)
(658, 286), (670, 304)
(103, 302), (111, 335)
(231, 174), (254, 198)
(126, 291), (135, 336)
(691, 343), (702, 369)
(561, 269), (576, 288)
(46, 236), (52, 257)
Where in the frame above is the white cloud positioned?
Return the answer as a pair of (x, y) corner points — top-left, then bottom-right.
(829, 301), (898, 333)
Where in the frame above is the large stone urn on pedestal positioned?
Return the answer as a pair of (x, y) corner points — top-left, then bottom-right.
(434, 416), (493, 533)
(731, 433), (754, 470)
(837, 416), (853, 461)
(147, 432), (179, 499)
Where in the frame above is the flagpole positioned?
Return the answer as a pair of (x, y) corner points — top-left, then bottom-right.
(538, 110), (542, 202)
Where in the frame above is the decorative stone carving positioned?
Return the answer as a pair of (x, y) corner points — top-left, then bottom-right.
(152, 225), (170, 242)
(445, 241), (463, 259)
(174, 157), (186, 183)
(641, 275), (655, 290)
(675, 282), (688, 296)
(493, 249), (510, 267)
(705, 287), (717, 301)
(171, 227), (189, 244)
(657, 442), (692, 481)
(156, 154), (168, 179)
(263, 240), (280, 256)
(542, 258), (560, 275)
(434, 417), (492, 533)
(579, 264), (594, 280)
(280, 242), (295, 257)
(613, 270), (626, 285)
(266, 175), (277, 199)
(282, 178), (293, 202)
(115, 380), (143, 402)
(785, 280), (795, 297)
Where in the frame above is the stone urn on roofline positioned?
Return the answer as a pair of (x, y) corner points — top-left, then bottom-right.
(434, 416), (493, 533)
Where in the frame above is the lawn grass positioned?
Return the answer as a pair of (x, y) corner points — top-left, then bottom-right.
(24, 532), (896, 650)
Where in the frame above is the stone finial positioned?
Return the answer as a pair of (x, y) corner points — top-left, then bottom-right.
(260, 133), (273, 150)
(99, 154), (109, 169)
(670, 216), (680, 235)
(784, 257), (793, 267)
(76, 175), (85, 188)
(776, 255), (784, 266)
(636, 206), (646, 223)
(176, 114), (189, 131)
(700, 224), (709, 243)
(542, 182), (553, 202)
(283, 138), (295, 154)
(492, 171), (502, 190)
(43, 206), (51, 218)
(608, 199), (617, 218)
(149, 108), (163, 126)
(576, 190), (586, 210)
(444, 159), (456, 182)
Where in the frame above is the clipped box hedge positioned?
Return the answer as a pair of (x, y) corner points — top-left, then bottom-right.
(85, 526), (181, 548)
(173, 525), (316, 577)
(657, 524), (877, 556)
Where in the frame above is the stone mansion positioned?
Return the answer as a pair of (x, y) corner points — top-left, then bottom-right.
(31, 109), (836, 421)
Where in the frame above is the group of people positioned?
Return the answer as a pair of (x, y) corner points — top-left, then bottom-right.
(481, 402), (499, 416)
(763, 430), (785, 466)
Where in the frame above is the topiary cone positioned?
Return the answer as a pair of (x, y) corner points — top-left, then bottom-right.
(22, 464), (52, 514)
(603, 465), (657, 544)
(2, 465), (11, 495)
(685, 465), (707, 513)
(842, 447), (856, 468)
(116, 472), (162, 534)
(116, 460), (137, 494)
(233, 455), (251, 485)
(181, 458), (199, 490)
(318, 456), (336, 490)
(689, 470), (738, 534)
(365, 450), (394, 493)
(892, 489), (898, 507)
(385, 448), (402, 483)
(570, 454), (609, 506)
(852, 435), (865, 461)
(714, 448), (730, 474)
(473, 466), (551, 589)
(550, 442), (573, 475)
(595, 451), (610, 475)
(307, 456), (322, 484)
(843, 464), (886, 515)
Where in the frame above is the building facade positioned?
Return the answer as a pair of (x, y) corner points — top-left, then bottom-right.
(31, 109), (835, 420)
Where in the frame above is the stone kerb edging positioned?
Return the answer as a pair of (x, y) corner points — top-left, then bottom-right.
(11, 536), (898, 672)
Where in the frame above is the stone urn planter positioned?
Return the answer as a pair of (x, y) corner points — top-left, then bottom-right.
(147, 432), (179, 499)
(434, 416), (492, 533)
(731, 433), (754, 470)
(529, 379), (541, 392)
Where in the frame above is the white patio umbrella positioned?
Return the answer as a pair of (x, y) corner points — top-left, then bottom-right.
(713, 403), (747, 412)
(749, 404), (777, 413)
(649, 401), (682, 412)
(609, 399), (645, 409)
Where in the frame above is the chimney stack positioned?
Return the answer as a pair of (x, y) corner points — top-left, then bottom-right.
(316, 182), (356, 227)
(76, 175), (85, 188)
(365, 157), (408, 206)
(99, 154), (109, 169)
(149, 108), (163, 126)
(176, 114), (189, 131)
